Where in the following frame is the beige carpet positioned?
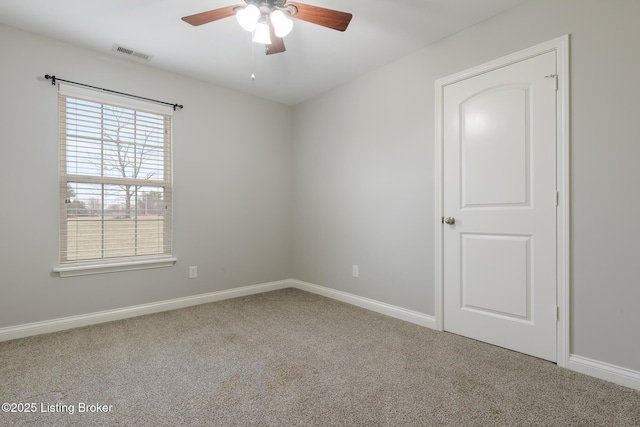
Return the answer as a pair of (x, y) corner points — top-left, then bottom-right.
(1, 288), (638, 426)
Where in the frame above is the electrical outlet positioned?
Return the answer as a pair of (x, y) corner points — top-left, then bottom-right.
(352, 265), (359, 278)
(189, 266), (197, 279)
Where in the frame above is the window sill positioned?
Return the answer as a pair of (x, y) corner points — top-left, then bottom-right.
(53, 256), (177, 278)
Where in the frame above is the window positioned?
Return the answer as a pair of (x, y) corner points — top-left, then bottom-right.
(54, 84), (175, 277)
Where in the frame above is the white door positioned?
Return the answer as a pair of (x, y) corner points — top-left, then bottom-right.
(443, 51), (558, 362)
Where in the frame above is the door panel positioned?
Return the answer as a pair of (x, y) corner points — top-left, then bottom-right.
(461, 233), (531, 321)
(461, 86), (530, 207)
(443, 51), (557, 362)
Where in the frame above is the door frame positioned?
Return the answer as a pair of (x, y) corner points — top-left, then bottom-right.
(434, 35), (570, 367)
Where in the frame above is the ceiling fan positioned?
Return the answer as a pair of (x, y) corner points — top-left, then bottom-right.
(182, 0), (352, 55)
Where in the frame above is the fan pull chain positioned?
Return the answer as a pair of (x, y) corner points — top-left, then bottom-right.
(250, 33), (256, 81)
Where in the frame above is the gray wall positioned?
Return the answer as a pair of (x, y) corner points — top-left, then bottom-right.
(292, 0), (640, 372)
(0, 24), (293, 327)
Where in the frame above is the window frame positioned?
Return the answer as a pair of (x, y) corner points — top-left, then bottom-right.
(53, 84), (176, 277)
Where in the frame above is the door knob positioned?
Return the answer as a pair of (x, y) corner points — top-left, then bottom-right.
(444, 217), (455, 225)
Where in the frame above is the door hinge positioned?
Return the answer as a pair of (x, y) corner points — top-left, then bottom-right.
(555, 191), (559, 206)
(555, 306), (559, 321)
(545, 74), (558, 91)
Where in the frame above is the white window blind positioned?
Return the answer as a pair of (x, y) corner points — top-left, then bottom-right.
(56, 84), (174, 271)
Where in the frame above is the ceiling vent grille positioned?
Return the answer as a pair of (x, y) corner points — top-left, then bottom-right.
(112, 44), (152, 62)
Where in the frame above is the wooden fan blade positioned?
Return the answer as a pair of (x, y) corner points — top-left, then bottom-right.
(182, 5), (239, 26)
(286, 2), (352, 32)
(266, 23), (286, 55)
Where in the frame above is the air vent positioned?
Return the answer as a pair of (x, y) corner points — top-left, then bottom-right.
(112, 44), (152, 62)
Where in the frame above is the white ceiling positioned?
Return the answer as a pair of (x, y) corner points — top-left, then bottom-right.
(0, 0), (527, 105)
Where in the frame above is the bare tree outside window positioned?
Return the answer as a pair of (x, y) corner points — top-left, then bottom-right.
(100, 105), (162, 219)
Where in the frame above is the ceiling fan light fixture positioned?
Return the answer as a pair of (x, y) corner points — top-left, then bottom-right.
(270, 10), (293, 37)
(236, 4), (260, 31)
(252, 21), (272, 44)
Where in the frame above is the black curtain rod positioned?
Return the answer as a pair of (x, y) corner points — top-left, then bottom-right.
(44, 74), (183, 111)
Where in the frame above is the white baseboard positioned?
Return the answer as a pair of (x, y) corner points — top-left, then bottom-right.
(0, 279), (292, 342)
(568, 355), (640, 391)
(2, 278), (638, 392)
(290, 279), (437, 329)
(0, 278), (436, 342)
